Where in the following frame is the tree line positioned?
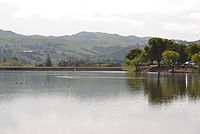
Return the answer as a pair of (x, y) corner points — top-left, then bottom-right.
(36, 54), (86, 67)
(36, 54), (120, 67)
(125, 37), (200, 71)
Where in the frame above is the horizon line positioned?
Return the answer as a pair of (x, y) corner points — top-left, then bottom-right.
(0, 28), (196, 42)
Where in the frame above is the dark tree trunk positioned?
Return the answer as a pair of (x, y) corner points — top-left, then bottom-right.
(172, 66), (174, 73)
(157, 60), (161, 67)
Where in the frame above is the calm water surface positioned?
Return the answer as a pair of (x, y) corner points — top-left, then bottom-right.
(0, 71), (200, 134)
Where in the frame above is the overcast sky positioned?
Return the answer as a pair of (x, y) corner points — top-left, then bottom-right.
(0, 0), (200, 41)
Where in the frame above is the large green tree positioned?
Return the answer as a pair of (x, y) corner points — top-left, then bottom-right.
(166, 43), (187, 63)
(129, 52), (147, 71)
(186, 44), (200, 60)
(162, 51), (180, 67)
(192, 52), (200, 67)
(125, 48), (142, 60)
(129, 55), (142, 71)
(148, 38), (174, 66)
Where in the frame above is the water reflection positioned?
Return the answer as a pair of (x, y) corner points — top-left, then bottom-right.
(0, 71), (129, 103)
(126, 72), (200, 105)
(0, 72), (200, 134)
(0, 71), (200, 106)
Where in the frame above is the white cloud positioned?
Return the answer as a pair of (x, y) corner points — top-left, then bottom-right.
(1, 0), (198, 18)
(0, 0), (200, 40)
(162, 22), (200, 34)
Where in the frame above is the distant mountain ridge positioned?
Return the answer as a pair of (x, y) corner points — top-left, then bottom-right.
(0, 29), (196, 65)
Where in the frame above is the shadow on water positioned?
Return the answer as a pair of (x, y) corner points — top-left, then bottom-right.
(126, 72), (200, 105)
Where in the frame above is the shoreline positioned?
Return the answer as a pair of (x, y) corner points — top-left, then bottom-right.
(0, 67), (123, 71)
(141, 66), (197, 73)
(0, 66), (198, 73)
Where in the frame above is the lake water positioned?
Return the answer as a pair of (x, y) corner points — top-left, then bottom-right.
(0, 71), (200, 134)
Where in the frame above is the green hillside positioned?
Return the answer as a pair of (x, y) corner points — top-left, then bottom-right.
(0, 29), (193, 65)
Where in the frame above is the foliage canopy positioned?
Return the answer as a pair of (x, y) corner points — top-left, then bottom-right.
(162, 51), (180, 66)
(125, 48), (142, 60)
(192, 52), (200, 67)
(148, 38), (174, 66)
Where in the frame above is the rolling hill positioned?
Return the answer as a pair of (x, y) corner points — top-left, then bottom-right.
(0, 29), (193, 65)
